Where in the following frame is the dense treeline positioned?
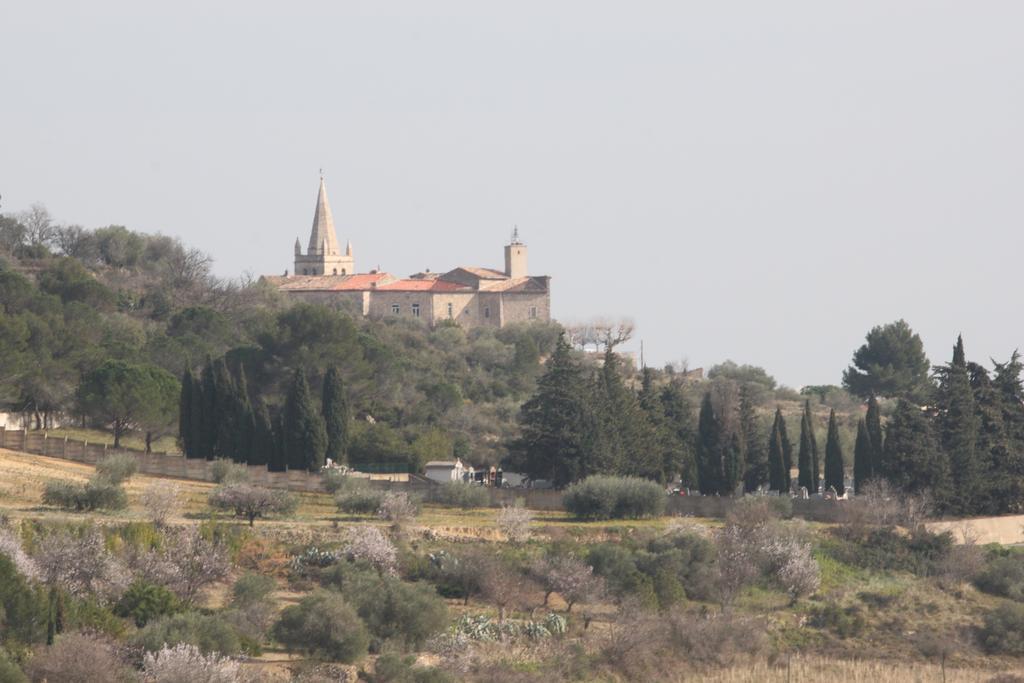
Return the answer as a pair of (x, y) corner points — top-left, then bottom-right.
(0, 206), (560, 466)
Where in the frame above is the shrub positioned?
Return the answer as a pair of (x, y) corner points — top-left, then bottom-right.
(530, 554), (603, 611)
(142, 481), (181, 527)
(136, 612), (242, 655)
(208, 484), (297, 526)
(976, 555), (1024, 601)
(564, 476), (665, 520)
(210, 459), (249, 485)
(830, 526), (953, 576)
(809, 602), (866, 638)
(336, 481), (385, 515)
(587, 544), (658, 608)
(95, 453), (138, 485)
(321, 468), (348, 494)
(430, 482), (490, 509)
(0, 554), (48, 645)
(231, 572), (277, 607)
(497, 504), (533, 544)
(667, 612), (768, 667)
(368, 654), (455, 683)
(0, 526), (39, 581)
(114, 580), (182, 626)
(27, 632), (135, 683)
(0, 651), (26, 683)
(272, 590), (370, 662)
(980, 603), (1024, 655)
(377, 492), (419, 523)
(347, 576), (449, 649)
(142, 643), (239, 683)
(42, 479), (127, 512)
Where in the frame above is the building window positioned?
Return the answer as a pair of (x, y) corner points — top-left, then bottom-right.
(303, 269), (308, 275)
(483, 306), (490, 319)
(391, 304), (400, 315)
(341, 268), (346, 275)
(447, 303), (454, 318)
(529, 306), (538, 319)
(332, 268), (337, 275)
(412, 303), (420, 318)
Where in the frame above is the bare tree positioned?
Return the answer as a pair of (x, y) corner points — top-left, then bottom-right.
(496, 504), (533, 544)
(143, 481), (182, 528)
(142, 643), (240, 683)
(19, 203), (56, 248)
(530, 554), (604, 612)
(343, 526), (398, 576)
(28, 632), (135, 683)
(208, 484), (297, 526)
(33, 527), (130, 600)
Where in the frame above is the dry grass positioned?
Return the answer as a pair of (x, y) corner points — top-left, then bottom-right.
(687, 656), (1021, 682)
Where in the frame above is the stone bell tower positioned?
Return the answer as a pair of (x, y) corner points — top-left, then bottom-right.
(293, 176), (355, 276)
(503, 227), (527, 279)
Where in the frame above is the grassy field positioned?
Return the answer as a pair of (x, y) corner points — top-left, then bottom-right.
(39, 427), (180, 454)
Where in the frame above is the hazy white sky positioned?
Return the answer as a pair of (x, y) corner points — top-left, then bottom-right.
(2, 1), (1022, 386)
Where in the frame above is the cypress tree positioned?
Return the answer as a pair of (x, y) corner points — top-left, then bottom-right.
(512, 333), (588, 486)
(865, 396), (884, 475)
(740, 384), (768, 493)
(797, 410), (814, 493)
(774, 408), (793, 492)
(824, 409), (845, 496)
(322, 366), (351, 465)
(233, 366), (255, 464)
(199, 360), (218, 460)
(805, 401), (820, 493)
(179, 369), (195, 458)
(767, 415), (786, 493)
(696, 391), (723, 495)
(883, 399), (949, 496)
(937, 335), (979, 514)
(248, 395), (275, 468)
(723, 431), (744, 495)
(283, 369), (327, 472)
(212, 359), (237, 461)
(659, 381), (698, 488)
(269, 412), (287, 472)
(853, 418), (872, 494)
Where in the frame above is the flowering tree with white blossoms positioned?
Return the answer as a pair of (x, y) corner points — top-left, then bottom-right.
(344, 526), (398, 576)
(142, 643), (239, 683)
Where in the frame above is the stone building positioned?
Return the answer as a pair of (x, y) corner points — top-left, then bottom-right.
(265, 178), (551, 329)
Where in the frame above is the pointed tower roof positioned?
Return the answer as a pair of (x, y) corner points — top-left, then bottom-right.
(308, 177), (341, 256)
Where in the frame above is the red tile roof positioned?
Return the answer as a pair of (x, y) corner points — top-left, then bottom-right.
(276, 272), (395, 292)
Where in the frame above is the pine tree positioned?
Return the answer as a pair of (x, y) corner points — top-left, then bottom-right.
(249, 395), (276, 468)
(659, 381), (698, 488)
(179, 369), (195, 458)
(865, 396), (884, 475)
(853, 418), (872, 494)
(594, 350), (661, 480)
(322, 366), (351, 465)
(740, 384), (768, 493)
(883, 399), (949, 496)
(512, 333), (589, 486)
(936, 335), (980, 514)
(824, 409), (845, 496)
(283, 369), (327, 472)
(767, 415), (786, 493)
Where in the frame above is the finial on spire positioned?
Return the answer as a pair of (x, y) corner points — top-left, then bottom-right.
(319, 167), (324, 179)
(511, 225), (521, 244)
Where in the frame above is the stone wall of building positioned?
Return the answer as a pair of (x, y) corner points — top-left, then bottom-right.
(500, 290), (551, 325)
(429, 292), (477, 326)
(367, 291), (435, 321)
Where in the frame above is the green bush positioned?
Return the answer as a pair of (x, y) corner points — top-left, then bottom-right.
(41, 479), (127, 512)
(587, 544), (657, 608)
(368, 654), (455, 683)
(0, 555), (47, 646)
(430, 482), (490, 509)
(975, 555), (1024, 601)
(321, 468), (348, 494)
(272, 590), (369, 662)
(135, 611), (242, 655)
(210, 459), (249, 485)
(809, 603), (866, 638)
(346, 576), (448, 649)
(114, 581), (181, 627)
(564, 476), (665, 520)
(94, 453), (138, 485)
(0, 650), (26, 683)
(231, 573), (277, 607)
(336, 486), (385, 515)
(980, 603), (1024, 655)
(829, 527), (953, 576)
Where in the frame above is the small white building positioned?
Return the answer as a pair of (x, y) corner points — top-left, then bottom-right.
(423, 459), (467, 484)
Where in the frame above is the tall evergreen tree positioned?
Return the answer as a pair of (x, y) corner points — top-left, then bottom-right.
(179, 369), (195, 458)
(740, 384), (768, 493)
(248, 395), (276, 468)
(865, 396), (884, 475)
(283, 369), (327, 472)
(777, 409), (793, 491)
(659, 381), (697, 488)
(883, 399), (949, 497)
(723, 431), (744, 495)
(824, 409), (845, 496)
(797, 409), (814, 493)
(767, 415), (786, 493)
(212, 359), (237, 461)
(512, 333), (588, 486)
(935, 335), (979, 513)
(199, 360), (218, 460)
(232, 366), (255, 463)
(322, 365), (351, 465)
(971, 359), (1024, 514)
(696, 391), (723, 495)
(853, 418), (872, 494)
(805, 401), (820, 493)
(269, 412), (287, 472)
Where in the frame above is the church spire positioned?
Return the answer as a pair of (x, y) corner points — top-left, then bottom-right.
(308, 176), (341, 256)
